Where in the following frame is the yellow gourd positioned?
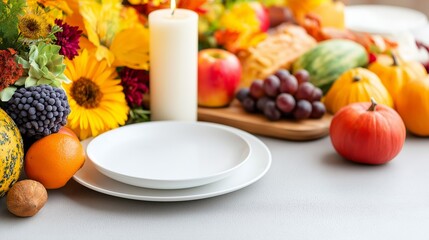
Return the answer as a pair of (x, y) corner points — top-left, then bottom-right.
(324, 68), (393, 114)
(368, 54), (427, 101)
(0, 108), (24, 197)
(396, 76), (429, 136)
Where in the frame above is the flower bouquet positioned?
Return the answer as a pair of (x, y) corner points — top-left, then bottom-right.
(1, 0), (275, 141)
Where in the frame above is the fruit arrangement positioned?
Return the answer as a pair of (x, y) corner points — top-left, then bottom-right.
(235, 69), (326, 121)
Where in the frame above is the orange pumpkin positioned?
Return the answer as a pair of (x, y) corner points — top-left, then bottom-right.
(324, 68), (393, 114)
(330, 98), (406, 165)
(368, 54), (427, 101)
(396, 76), (429, 136)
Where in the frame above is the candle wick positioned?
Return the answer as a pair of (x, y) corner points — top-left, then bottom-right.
(170, 0), (176, 16)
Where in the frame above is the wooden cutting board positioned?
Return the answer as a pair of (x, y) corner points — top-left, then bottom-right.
(198, 101), (333, 141)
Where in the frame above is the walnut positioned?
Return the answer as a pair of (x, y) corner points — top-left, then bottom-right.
(6, 180), (48, 217)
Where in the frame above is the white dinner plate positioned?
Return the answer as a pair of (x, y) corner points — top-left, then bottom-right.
(345, 5), (428, 34)
(73, 125), (271, 202)
(86, 121), (251, 189)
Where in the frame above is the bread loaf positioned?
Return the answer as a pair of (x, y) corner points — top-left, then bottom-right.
(238, 24), (317, 87)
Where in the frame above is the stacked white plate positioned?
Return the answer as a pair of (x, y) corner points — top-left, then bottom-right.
(73, 121), (271, 202)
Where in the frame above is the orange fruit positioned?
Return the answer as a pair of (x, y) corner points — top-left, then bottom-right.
(58, 126), (79, 140)
(25, 133), (85, 189)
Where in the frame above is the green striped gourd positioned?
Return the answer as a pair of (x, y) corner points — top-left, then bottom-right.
(293, 39), (368, 94)
(0, 108), (24, 197)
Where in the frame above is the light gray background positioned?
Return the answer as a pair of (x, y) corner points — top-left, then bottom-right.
(1, 132), (429, 239)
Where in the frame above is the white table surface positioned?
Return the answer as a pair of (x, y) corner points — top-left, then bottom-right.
(1, 131), (429, 240)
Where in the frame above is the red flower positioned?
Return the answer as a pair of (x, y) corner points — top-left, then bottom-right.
(178, 0), (208, 14)
(54, 19), (82, 60)
(0, 49), (23, 91)
(119, 67), (149, 107)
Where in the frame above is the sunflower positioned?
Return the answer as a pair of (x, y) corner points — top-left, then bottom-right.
(63, 49), (129, 140)
(18, 13), (49, 40)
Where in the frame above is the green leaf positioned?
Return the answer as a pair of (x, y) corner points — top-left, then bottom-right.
(126, 107), (151, 125)
(57, 74), (71, 84)
(29, 64), (42, 79)
(15, 77), (26, 86)
(38, 54), (48, 67)
(17, 56), (30, 68)
(37, 79), (53, 86)
(25, 78), (38, 87)
(0, 0), (26, 49)
(20, 42), (69, 88)
(0, 86), (17, 102)
(50, 44), (61, 53)
(51, 80), (61, 88)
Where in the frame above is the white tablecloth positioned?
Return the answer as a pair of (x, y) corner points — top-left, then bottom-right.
(1, 133), (429, 240)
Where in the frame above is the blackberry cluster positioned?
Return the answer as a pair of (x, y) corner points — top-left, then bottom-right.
(5, 85), (70, 139)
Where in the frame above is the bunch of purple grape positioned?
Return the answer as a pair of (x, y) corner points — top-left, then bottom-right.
(236, 69), (326, 121)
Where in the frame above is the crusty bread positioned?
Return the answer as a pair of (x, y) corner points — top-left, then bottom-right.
(238, 24), (317, 87)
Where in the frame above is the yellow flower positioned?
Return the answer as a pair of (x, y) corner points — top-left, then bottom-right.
(24, 0), (73, 22)
(220, 2), (261, 33)
(76, 0), (121, 65)
(216, 2), (266, 52)
(110, 26), (150, 70)
(128, 0), (166, 5)
(120, 6), (143, 29)
(63, 49), (129, 140)
(18, 13), (49, 40)
(37, 0), (73, 15)
(73, 0), (150, 70)
(24, 0), (55, 25)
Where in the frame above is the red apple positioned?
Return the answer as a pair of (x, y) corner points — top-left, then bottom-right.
(198, 49), (242, 107)
(249, 2), (270, 32)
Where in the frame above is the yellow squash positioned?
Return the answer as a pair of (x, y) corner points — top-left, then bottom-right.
(0, 108), (24, 197)
(324, 68), (393, 114)
(368, 54), (427, 101)
(396, 76), (429, 136)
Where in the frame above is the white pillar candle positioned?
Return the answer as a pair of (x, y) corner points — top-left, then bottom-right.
(149, 7), (198, 121)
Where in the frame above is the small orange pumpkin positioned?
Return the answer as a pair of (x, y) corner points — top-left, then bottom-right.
(368, 54), (427, 101)
(324, 68), (393, 114)
(396, 76), (429, 136)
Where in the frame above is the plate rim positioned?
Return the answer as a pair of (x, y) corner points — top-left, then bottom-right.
(73, 124), (272, 202)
